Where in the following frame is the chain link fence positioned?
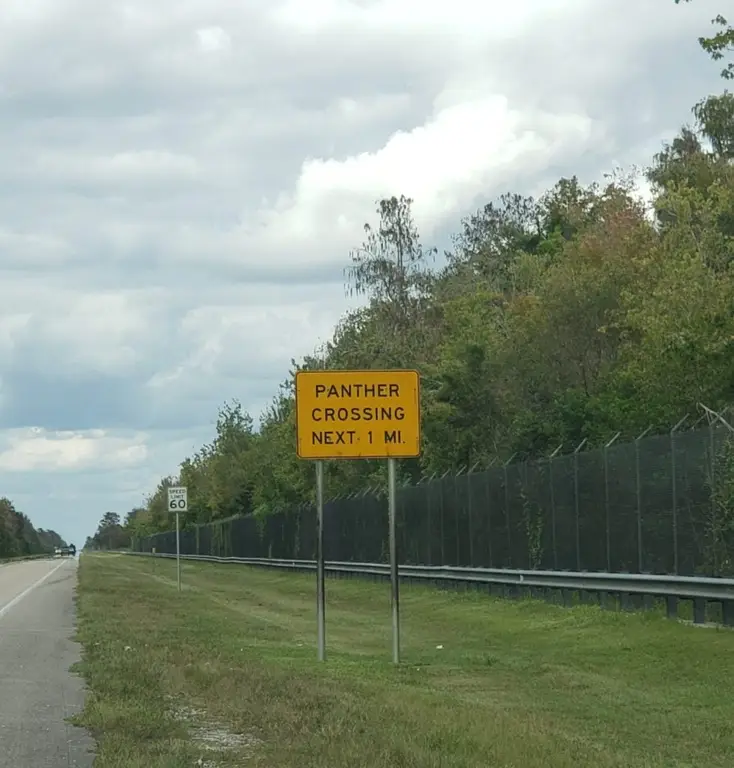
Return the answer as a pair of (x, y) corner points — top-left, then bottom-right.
(134, 419), (734, 577)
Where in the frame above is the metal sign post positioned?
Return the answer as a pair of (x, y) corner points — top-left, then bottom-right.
(167, 486), (188, 593)
(316, 461), (326, 662)
(294, 369), (421, 664)
(176, 512), (181, 591)
(387, 457), (400, 664)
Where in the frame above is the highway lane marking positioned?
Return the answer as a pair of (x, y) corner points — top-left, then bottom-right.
(0, 561), (68, 621)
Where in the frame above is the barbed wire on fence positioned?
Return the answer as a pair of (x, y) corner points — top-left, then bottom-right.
(134, 404), (734, 579)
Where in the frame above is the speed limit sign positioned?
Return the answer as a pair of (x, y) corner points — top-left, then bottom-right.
(167, 486), (188, 512)
(168, 486), (187, 593)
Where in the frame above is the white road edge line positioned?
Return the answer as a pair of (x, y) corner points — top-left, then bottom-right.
(0, 560), (68, 621)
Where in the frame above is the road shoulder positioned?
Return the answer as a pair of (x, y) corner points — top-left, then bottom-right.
(0, 558), (96, 767)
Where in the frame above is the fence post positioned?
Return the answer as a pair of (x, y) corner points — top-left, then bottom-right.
(425, 473), (437, 567)
(454, 467), (465, 565)
(504, 454), (516, 568)
(439, 470), (450, 565)
(711, 413), (716, 474)
(548, 444), (563, 571)
(573, 439), (587, 571)
(467, 462), (481, 568)
(635, 426), (652, 572)
(424, 480), (432, 566)
(671, 415), (688, 575)
(604, 433), (621, 572)
(709, 416), (717, 555)
(698, 403), (734, 576)
(484, 468), (494, 569)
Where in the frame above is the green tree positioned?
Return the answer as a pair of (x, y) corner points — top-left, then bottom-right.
(0, 497), (64, 557)
(344, 196), (437, 369)
(346, 195), (434, 313)
(694, 91), (734, 158)
(445, 192), (544, 293)
(205, 400), (256, 520)
(91, 511), (129, 550)
(676, 2), (733, 80)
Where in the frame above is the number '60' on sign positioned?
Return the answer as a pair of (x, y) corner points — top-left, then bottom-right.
(167, 486), (188, 512)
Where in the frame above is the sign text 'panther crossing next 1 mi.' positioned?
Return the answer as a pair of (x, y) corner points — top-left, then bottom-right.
(295, 369), (421, 459)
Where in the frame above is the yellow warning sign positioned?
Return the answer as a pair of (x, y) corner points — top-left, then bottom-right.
(295, 369), (421, 459)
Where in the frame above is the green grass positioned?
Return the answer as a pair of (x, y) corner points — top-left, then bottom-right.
(74, 553), (734, 767)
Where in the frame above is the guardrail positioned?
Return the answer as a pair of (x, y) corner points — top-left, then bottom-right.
(116, 550), (734, 627)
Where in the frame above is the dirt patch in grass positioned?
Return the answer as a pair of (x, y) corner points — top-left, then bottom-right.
(74, 553), (734, 767)
(168, 696), (262, 755)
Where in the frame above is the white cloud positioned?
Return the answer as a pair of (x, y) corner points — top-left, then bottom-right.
(0, 287), (170, 377)
(270, 0), (583, 38)
(0, 428), (148, 472)
(0, 228), (73, 268)
(258, 95), (600, 247)
(0, 313), (32, 355)
(34, 150), (201, 188)
(196, 26), (232, 53)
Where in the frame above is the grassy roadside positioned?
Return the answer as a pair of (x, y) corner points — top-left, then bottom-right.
(74, 554), (734, 768)
(0, 553), (54, 564)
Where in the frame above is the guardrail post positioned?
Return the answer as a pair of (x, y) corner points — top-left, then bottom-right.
(666, 595), (678, 620)
(693, 598), (707, 624)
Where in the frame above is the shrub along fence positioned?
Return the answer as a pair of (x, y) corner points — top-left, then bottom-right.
(134, 415), (734, 578)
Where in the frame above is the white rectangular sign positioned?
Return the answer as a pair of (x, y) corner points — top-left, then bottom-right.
(167, 486), (188, 512)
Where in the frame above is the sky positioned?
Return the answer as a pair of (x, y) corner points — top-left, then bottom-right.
(0, 0), (725, 546)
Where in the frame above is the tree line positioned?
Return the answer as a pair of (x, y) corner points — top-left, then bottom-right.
(0, 497), (67, 558)
(97, 5), (734, 546)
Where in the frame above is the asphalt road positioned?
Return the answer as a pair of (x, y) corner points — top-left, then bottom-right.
(0, 557), (95, 766)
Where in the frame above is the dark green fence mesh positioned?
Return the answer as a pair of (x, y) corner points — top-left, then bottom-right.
(135, 424), (734, 576)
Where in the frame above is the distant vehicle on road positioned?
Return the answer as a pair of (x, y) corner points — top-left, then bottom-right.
(55, 545), (76, 557)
